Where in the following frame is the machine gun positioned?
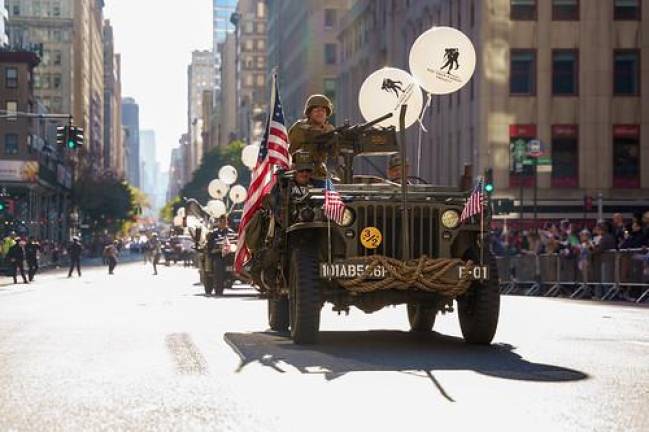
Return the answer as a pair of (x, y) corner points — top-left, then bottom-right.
(305, 113), (397, 183)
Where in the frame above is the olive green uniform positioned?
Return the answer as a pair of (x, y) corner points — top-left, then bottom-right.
(288, 119), (336, 180)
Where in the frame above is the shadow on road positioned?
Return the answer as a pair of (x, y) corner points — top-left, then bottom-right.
(224, 330), (589, 384)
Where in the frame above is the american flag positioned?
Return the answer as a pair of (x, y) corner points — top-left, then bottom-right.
(460, 178), (485, 223)
(324, 178), (345, 225)
(234, 74), (290, 272)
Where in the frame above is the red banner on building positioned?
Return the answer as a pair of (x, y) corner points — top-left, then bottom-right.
(613, 124), (640, 138)
(509, 124), (537, 138)
(552, 124), (578, 138)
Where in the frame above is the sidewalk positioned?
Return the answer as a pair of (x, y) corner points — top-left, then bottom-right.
(0, 253), (145, 287)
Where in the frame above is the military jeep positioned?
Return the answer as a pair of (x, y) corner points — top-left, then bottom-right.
(258, 118), (499, 345)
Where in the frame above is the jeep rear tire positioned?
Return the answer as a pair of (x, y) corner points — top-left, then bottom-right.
(288, 244), (321, 344)
(457, 250), (500, 344)
(407, 304), (436, 332)
(268, 296), (289, 331)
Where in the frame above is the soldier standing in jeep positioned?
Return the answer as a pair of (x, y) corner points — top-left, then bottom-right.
(288, 94), (337, 187)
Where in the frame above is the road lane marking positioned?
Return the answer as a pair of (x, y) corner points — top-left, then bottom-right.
(165, 333), (208, 375)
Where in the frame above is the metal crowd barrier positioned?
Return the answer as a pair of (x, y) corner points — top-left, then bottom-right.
(496, 249), (649, 304)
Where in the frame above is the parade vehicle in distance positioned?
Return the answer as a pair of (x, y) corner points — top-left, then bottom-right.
(251, 114), (500, 345)
(185, 199), (238, 296)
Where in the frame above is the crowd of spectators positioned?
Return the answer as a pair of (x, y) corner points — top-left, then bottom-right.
(491, 211), (649, 258)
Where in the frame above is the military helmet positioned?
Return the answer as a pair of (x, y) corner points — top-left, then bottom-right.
(293, 150), (314, 171)
(304, 94), (333, 118)
(388, 153), (408, 170)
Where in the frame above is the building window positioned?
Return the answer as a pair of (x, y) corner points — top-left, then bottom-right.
(551, 125), (578, 188)
(255, 39), (265, 50)
(325, 43), (337, 65)
(256, 74), (264, 87)
(256, 1), (265, 18)
(256, 56), (264, 69)
(244, 40), (253, 51)
(614, 0), (640, 20)
(12, 4), (20, 15)
(4, 134), (19, 155)
(552, 50), (578, 95)
(511, 0), (536, 20)
(5, 67), (18, 88)
(510, 49), (536, 95)
(614, 50), (640, 95)
(256, 22), (265, 34)
(5, 101), (18, 121)
(52, 74), (62, 89)
(553, 0), (579, 20)
(324, 9), (337, 29)
(245, 74), (253, 86)
(509, 124), (536, 188)
(244, 22), (254, 34)
(612, 125), (640, 188)
(53, 51), (62, 65)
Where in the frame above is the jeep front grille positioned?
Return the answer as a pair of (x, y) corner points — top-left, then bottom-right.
(354, 204), (439, 259)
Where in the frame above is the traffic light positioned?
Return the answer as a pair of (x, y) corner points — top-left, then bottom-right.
(56, 125), (70, 147)
(56, 124), (84, 150)
(484, 168), (494, 195)
(67, 126), (84, 150)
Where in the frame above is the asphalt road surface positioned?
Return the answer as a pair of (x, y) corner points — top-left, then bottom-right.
(1, 261), (647, 431)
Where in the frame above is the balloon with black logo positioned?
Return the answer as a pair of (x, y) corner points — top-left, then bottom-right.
(358, 67), (423, 131)
(409, 26), (476, 95)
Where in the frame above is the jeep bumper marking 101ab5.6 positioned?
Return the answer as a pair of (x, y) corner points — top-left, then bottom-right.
(319, 262), (387, 279)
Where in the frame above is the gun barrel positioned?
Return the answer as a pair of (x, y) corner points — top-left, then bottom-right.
(359, 112), (393, 130)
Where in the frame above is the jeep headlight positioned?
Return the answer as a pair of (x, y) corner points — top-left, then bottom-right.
(441, 210), (460, 229)
(338, 207), (356, 227)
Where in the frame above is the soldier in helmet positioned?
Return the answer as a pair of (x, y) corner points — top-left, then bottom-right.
(387, 153), (411, 183)
(288, 94), (337, 187)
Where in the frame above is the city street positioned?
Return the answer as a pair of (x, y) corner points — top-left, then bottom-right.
(0, 262), (647, 431)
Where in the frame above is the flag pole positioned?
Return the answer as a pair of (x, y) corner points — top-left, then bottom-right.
(326, 178), (333, 280)
(480, 176), (485, 268)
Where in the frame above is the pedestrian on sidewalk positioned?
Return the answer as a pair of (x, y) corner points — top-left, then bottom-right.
(7, 236), (28, 284)
(148, 233), (162, 275)
(25, 237), (41, 282)
(103, 240), (119, 275)
(67, 236), (82, 278)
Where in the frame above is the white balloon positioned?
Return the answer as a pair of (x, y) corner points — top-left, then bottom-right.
(208, 179), (228, 199)
(358, 67), (423, 131)
(241, 145), (260, 169)
(409, 26), (476, 95)
(219, 165), (238, 185)
(229, 184), (248, 204)
(176, 207), (186, 218)
(207, 200), (227, 218)
(185, 215), (199, 229)
(173, 215), (183, 226)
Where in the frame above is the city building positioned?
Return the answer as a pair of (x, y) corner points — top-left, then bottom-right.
(267, 0), (351, 124)
(232, 0), (268, 144)
(1, 0), (8, 47)
(6, 0), (105, 175)
(213, 0), (236, 98)
(103, 20), (123, 178)
(167, 147), (184, 200)
(187, 49), (214, 173)
(1, 49), (73, 241)
(337, 0), (648, 218)
(217, 32), (237, 148)
(139, 129), (157, 214)
(200, 88), (217, 154)
(121, 97), (140, 187)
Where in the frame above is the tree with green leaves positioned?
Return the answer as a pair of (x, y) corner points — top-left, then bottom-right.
(163, 140), (251, 211)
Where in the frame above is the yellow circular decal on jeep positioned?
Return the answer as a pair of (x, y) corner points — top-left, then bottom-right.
(360, 227), (382, 249)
